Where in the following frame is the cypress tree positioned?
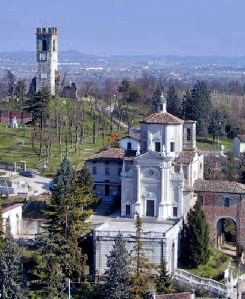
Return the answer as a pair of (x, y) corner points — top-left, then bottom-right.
(130, 213), (157, 299)
(166, 86), (182, 117)
(0, 225), (26, 299)
(182, 81), (212, 136)
(152, 86), (162, 113)
(155, 260), (172, 294)
(103, 233), (130, 299)
(180, 201), (210, 268)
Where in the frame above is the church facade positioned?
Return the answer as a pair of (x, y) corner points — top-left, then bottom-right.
(86, 94), (204, 278)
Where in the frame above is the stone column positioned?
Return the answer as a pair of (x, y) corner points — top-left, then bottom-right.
(134, 165), (141, 216)
(178, 184), (184, 217)
(158, 166), (164, 218)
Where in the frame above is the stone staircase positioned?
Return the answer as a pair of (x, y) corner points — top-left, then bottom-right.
(173, 268), (233, 298)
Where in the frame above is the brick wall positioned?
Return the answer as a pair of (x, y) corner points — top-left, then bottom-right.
(0, 111), (32, 124)
(200, 192), (245, 247)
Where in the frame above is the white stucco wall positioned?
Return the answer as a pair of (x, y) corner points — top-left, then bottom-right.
(119, 137), (140, 151)
(233, 137), (245, 158)
(2, 204), (23, 239)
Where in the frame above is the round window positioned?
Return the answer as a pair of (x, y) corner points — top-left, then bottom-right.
(148, 170), (154, 177)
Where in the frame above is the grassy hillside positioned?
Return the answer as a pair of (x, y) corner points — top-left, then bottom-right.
(0, 99), (125, 176)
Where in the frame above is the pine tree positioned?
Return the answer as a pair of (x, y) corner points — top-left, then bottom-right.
(34, 158), (95, 295)
(103, 233), (130, 299)
(51, 157), (74, 197)
(155, 260), (172, 294)
(47, 157), (74, 235)
(166, 86), (182, 117)
(130, 213), (157, 299)
(0, 225), (26, 299)
(76, 166), (94, 191)
(180, 201), (210, 268)
(34, 235), (65, 299)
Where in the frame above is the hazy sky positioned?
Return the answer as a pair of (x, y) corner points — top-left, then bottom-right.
(1, 0), (245, 56)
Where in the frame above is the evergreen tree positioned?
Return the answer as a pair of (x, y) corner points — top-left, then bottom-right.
(33, 235), (65, 299)
(180, 201), (210, 268)
(76, 166), (94, 192)
(34, 158), (95, 295)
(166, 86), (182, 117)
(155, 260), (172, 294)
(208, 109), (226, 143)
(182, 81), (212, 136)
(47, 157), (74, 235)
(0, 225), (26, 299)
(103, 233), (130, 299)
(130, 213), (157, 299)
(51, 157), (74, 197)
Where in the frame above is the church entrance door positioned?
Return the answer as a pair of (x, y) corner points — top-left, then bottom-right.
(146, 200), (155, 217)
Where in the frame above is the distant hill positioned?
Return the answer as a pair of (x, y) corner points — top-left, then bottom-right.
(1, 51), (245, 66)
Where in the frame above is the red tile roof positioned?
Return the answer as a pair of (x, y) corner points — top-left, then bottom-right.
(141, 112), (184, 125)
(194, 179), (245, 194)
(86, 147), (125, 161)
(174, 150), (203, 164)
(155, 292), (192, 299)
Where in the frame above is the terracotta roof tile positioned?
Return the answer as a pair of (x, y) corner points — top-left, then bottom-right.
(86, 147), (125, 161)
(194, 179), (245, 194)
(174, 151), (196, 164)
(141, 112), (184, 125)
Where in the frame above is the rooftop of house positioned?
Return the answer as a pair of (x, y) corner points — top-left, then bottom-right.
(2, 203), (23, 213)
(93, 217), (177, 235)
(236, 134), (245, 142)
(155, 292), (193, 299)
(140, 112), (184, 125)
(194, 179), (245, 194)
(86, 147), (125, 161)
(120, 133), (141, 141)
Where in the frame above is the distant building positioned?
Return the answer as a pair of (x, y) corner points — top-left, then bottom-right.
(36, 27), (58, 96)
(2, 203), (23, 239)
(233, 135), (245, 157)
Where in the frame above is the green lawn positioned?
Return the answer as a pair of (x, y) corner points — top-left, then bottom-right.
(197, 136), (233, 152)
(0, 99), (126, 177)
(188, 247), (231, 282)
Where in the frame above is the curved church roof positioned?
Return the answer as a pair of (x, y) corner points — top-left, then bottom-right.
(140, 112), (184, 125)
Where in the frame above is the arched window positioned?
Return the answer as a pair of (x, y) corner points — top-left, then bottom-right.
(42, 40), (47, 51)
(187, 128), (191, 141)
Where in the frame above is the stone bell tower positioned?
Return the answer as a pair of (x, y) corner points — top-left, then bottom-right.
(36, 27), (58, 96)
